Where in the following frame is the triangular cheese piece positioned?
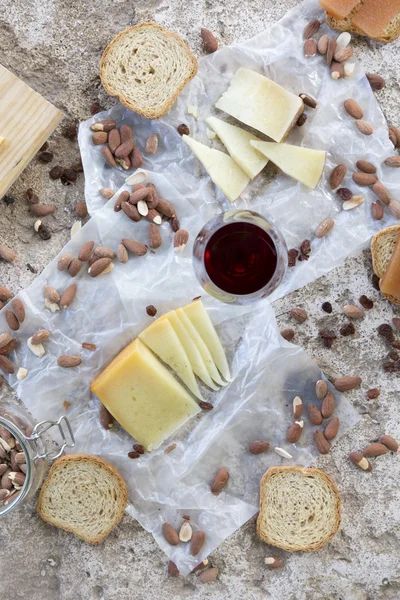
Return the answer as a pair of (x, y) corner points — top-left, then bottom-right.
(158, 310), (219, 391)
(250, 141), (326, 189)
(182, 135), (249, 202)
(206, 117), (268, 179)
(139, 319), (203, 400)
(182, 300), (231, 382)
(175, 308), (227, 387)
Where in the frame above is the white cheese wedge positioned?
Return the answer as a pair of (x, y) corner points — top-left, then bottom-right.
(250, 141), (326, 190)
(182, 135), (249, 202)
(215, 67), (304, 142)
(205, 117), (268, 179)
(176, 308), (227, 387)
(139, 319), (203, 400)
(159, 310), (219, 391)
(182, 300), (231, 382)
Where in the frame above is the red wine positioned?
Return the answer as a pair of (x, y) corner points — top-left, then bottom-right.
(204, 222), (278, 295)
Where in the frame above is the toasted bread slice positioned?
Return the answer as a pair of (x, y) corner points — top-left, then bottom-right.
(257, 466), (341, 552)
(371, 225), (400, 305)
(324, 0), (400, 42)
(100, 23), (198, 119)
(37, 454), (128, 543)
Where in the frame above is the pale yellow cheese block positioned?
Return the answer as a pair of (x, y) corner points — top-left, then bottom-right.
(158, 310), (219, 391)
(182, 300), (231, 382)
(250, 141), (326, 190)
(90, 338), (200, 451)
(215, 68), (304, 143)
(182, 135), (249, 202)
(175, 308), (227, 387)
(139, 318), (203, 400)
(206, 116), (268, 179)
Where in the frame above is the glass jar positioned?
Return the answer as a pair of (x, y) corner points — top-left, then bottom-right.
(0, 403), (75, 516)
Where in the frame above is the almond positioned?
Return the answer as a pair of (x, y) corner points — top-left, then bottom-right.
(94, 246), (116, 259)
(5, 310), (19, 331)
(316, 218), (334, 238)
(148, 223), (162, 249)
(384, 156), (400, 168)
(330, 164), (347, 189)
(389, 125), (400, 148)
(130, 147), (143, 169)
(342, 195), (364, 210)
(90, 119), (117, 132)
(108, 129), (121, 154)
(30, 204), (56, 217)
(314, 430), (330, 454)
(0, 339), (17, 356)
(0, 245), (16, 263)
(315, 380), (328, 400)
(326, 38), (337, 66)
(122, 201), (141, 222)
(114, 190), (130, 212)
(248, 440), (270, 454)
(137, 199), (148, 217)
(356, 120), (373, 136)
(290, 308), (307, 323)
(99, 405), (114, 430)
(356, 160), (376, 174)
(0, 333), (12, 350)
(324, 417), (340, 441)
(156, 198), (175, 218)
(321, 392), (335, 418)
(334, 47), (353, 62)
(303, 19), (320, 39)
(379, 435), (399, 452)
(92, 131), (108, 145)
(146, 133), (158, 155)
(101, 146), (117, 168)
(349, 451), (372, 471)
(76, 200), (88, 217)
(162, 522), (179, 546)
(68, 258), (83, 277)
(57, 355), (82, 368)
(299, 93), (317, 109)
(344, 99), (363, 120)
(117, 243), (129, 263)
(174, 229), (189, 252)
(120, 124), (134, 143)
(82, 342), (97, 351)
(0, 355), (14, 374)
(78, 241), (95, 262)
(88, 257), (112, 277)
(201, 28), (218, 53)
(293, 396), (303, 419)
(121, 239), (148, 257)
(11, 298), (25, 324)
(343, 305), (364, 318)
(146, 183), (160, 209)
(168, 561), (179, 577)
(388, 199), (400, 219)
(264, 556), (282, 569)
(304, 39), (317, 57)
(60, 283), (77, 308)
(0, 286), (12, 301)
(44, 285), (60, 304)
(363, 443), (388, 457)
(211, 468), (229, 495)
(190, 530), (206, 555)
(31, 329), (50, 345)
(333, 376), (362, 391)
(287, 421), (303, 443)
(146, 208), (162, 225)
(330, 61), (344, 80)
(371, 201), (384, 221)
(372, 182), (391, 205)
(308, 404), (323, 426)
(198, 567), (219, 584)
(57, 253), (73, 271)
(366, 73), (385, 90)
(280, 328), (294, 342)
(129, 188), (150, 204)
(317, 34), (328, 54)
(352, 172), (377, 186)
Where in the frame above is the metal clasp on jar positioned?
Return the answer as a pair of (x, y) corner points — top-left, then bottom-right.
(25, 416), (75, 461)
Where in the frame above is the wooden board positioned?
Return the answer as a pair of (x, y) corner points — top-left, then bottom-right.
(0, 64), (63, 199)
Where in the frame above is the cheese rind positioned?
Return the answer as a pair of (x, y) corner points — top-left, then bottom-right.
(215, 68), (304, 143)
(90, 339), (200, 451)
(182, 135), (249, 202)
(182, 300), (231, 382)
(139, 318), (203, 400)
(250, 141), (326, 189)
(206, 116), (268, 179)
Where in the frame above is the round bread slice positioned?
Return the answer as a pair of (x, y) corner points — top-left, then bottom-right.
(371, 225), (400, 305)
(100, 23), (198, 119)
(257, 466), (341, 552)
(37, 454), (128, 544)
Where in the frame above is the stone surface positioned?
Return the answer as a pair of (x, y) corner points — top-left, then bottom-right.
(0, 0), (400, 598)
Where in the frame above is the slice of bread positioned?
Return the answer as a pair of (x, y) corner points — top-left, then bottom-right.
(324, 0), (400, 42)
(37, 454), (128, 544)
(371, 225), (400, 305)
(257, 466), (341, 552)
(100, 23), (198, 119)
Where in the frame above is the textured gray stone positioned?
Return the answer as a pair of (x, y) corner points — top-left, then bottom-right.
(0, 0), (400, 598)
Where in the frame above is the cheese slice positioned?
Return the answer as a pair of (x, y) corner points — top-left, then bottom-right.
(250, 141), (326, 190)
(158, 310), (219, 391)
(182, 300), (231, 382)
(90, 338), (200, 451)
(139, 318), (203, 400)
(182, 135), (249, 202)
(175, 308), (227, 387)
(215, 68), (304, 143)
(205, 117), (268, 179)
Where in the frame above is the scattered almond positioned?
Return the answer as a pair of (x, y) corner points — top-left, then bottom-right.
(0, 333), (13, 350)
(122, 201), (141, 222)
(317, 34), (328, 54)
(308, 404), (323, 426)
(31, 330), (50, 345)
(248, 440), (270, 454)
(326, 38), (337, 66)
(99, 187), (115, 200)
(99, 404), (114, 430)
(88, 257), (112, 277)
(280, 328), (295, 342)
(379, 435), (398, 452)
(363, 443), (388, 457)
(316, 218), (334, 238)
(44, 285), (60, 304)
(330, 164), (347, 190)
(146, 133), (158, 154)
(201, 28), (218, 53)
(330, 61), (344, 80)
(343, 305), (364, 319)
(82, 342), (97, 351)
(0, 245), (15, 263)
(60, 283), (77, 308)
(372, 182), (391, 206)
(304, 39), (317, 57)
(321, 392), (335, 419)
(211, 468), (229, 495)
(5, 311), (19, 331)
(303, 19), (320, 39)
(371, 201), (384, 221)
(287, 420), (304, 443)
(356, 120), (373, 136)
(356, 160), (376, 174)
(174, 229), (189, 252)
(121, 239), (148, 257)
(68, 258), (83, 277)
(333, 376), (362, 391)
(148, 223), (162, 249)
(264, 556), (282, 569)
(314, 430), (330, 454)
(75, 201), (88, 219)
(349, 451), (372, 471)
(384, 156), (400, 168)
(94, 246), (116, 259)
(290, 308), (307, 323)
(167, 561), (179, 577)
(117, 243), (129, 263)
(299, 93), (317, 109)
(334, 47), (353, 62)
(293, 396), (303, 419)
(78, 241), (95, 262)
(191, 530), (206, 555)
(198, 567), (218, 584)
(162, 522), (179, 546)
(316, 380), (328, 400)
(57, 253), (73, 271)
(27, 336), (45, 358)
(57, 355), (82, 368)
(352, 172), (377, 186)
(366, 73), (385, 90)
(324, 417), (340, 441)
(344, 99), (363, 120)
(0, 286), (12, 302)
(90, 119), (117, 132)
(0, 355), (15, 374)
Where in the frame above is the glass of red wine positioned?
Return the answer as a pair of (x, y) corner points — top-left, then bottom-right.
(193, 209), (287, 304)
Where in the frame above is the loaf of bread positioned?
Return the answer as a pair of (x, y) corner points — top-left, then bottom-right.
(257, 466), (341, 552)
(100, 23), (198, 119)
(371, 225), (400, 305)
(37, 454), (128, 543)
(320, 0), (400, 42)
